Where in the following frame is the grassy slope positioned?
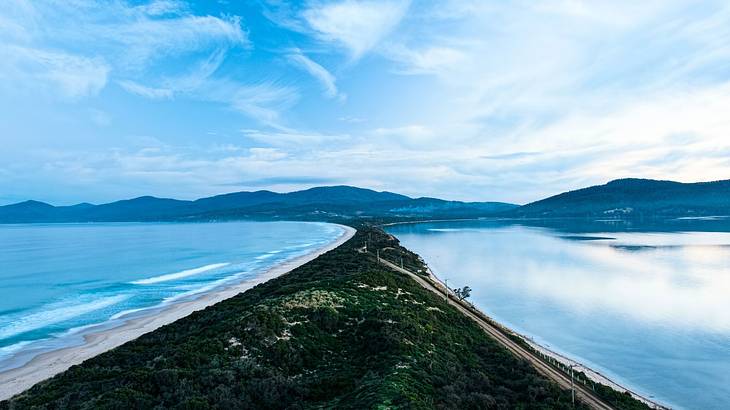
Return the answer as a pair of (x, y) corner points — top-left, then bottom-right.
(3, 227), (587, 410)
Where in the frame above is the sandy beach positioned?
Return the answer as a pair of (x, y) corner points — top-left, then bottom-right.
(0, 224), (355, 401)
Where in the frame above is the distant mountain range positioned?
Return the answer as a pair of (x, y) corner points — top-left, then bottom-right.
(0, 186), (516, 223)
(511, 178), (730, 218)
(4, 178), (729, 223)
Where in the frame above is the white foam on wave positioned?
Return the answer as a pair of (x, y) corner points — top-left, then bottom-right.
(0, 340), (33, 361)
(109, 307), (149, 320)
(162, 273), (243, 305)
(131, 263), (230, 285)
(286, 242), (318, 250)
(255, 250), (282, 260)
(0, 294), (130, 341)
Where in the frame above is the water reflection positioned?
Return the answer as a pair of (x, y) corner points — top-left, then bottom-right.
(386, 219), (730, 410)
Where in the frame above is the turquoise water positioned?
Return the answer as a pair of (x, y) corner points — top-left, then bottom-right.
(386, 220), (730, 410)
(0, 221), (345, 371)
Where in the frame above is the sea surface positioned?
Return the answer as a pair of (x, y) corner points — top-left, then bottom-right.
(386, 219), (730, 410)
(0, 221), (346, 371)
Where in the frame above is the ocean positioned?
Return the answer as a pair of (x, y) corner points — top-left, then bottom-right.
(0, 221), (346, 371)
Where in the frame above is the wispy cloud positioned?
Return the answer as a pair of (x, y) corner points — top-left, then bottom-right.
(301, 0), (411, 59)
(134, 0), (190, 17)
(286, 49), (343, 100)
(115, 48), (302, 128)
(225, 83), (300, 129)
(0, 0), (246, 98)
(219, 176), (342, 187)
(241, 128), (346, 146)
(480, 152), (541, 161)
(383, 44), (467, 76)
(102, 14), (246, 69)
(35, 1), (248, 69)
(0, 1), (310, 129)
(118, 80), (173, 99)
(164, 48), (229, 92)
(0, 45), (109, 98)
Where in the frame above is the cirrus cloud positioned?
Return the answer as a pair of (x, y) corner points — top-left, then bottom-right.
(301, 0), (411, 59)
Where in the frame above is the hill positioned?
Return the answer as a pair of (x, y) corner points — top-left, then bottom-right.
(511, 178), (730, 218)
(0, 186), (516, 223)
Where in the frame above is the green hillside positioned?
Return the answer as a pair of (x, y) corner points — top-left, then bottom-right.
(512, 178), (730, 218)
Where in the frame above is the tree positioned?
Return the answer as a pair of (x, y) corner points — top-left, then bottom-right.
(453, 286), (472, 300)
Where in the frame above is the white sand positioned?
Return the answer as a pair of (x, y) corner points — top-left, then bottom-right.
(0, 224), (355, 401)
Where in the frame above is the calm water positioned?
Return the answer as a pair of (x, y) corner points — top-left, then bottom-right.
(386, 220), (730, 410)
(0, 221), (346, 371)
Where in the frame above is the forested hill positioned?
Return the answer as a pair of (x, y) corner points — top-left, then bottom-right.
(511, 178), (730, 218)
(0, 186), (516, 223)
(2, 227), (583, 409)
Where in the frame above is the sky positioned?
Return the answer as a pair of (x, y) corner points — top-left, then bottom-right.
(1, 0), (730, 205)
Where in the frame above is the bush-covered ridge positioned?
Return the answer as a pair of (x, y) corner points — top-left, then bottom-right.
(2, 227), (585, 409)
(0, 186), (516, 223)
(512, 178), (730, 218)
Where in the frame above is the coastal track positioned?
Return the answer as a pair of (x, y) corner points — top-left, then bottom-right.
(376, 257), (615, 410)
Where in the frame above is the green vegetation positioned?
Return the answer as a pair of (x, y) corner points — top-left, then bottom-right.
(591, 384), (650, 410)
(2, 226), (585, 410)
(512, 178), (730, 218)
(452, 286), (472, 301)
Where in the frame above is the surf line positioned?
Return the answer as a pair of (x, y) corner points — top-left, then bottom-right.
(131, 263), (230, 285)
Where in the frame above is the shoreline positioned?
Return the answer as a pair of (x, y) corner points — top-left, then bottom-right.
(0, 224), (356, 401)
(438, 271), (670, 409)
(423, 265), (669, 409)
(382, 220), (669, 409)
(439, 262), (668, 409)
(519, 337), (669, 409)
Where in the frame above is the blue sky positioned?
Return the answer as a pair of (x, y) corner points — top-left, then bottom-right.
(2, 0), (730, 205)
